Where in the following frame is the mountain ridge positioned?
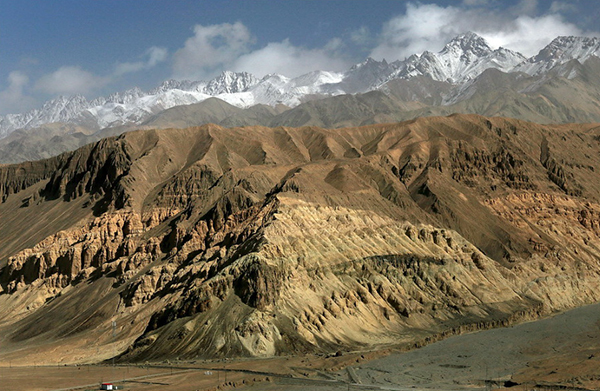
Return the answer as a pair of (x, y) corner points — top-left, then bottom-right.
(2, 32), (599, 141)
(3, 115), (600, 363)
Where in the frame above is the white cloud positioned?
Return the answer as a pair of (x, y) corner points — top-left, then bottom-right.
(7, 71), (28, 90)
(481, 14), (585, 56)
(350, 26), (372, 46)
(147, 46), (168, 67)
(163, 3), (594, 82)
(230, 39), (349, 78)
(370, 3), (462, 60)
(369, 1), (593, 61)
(172, 22), (351, 80)
(114, 46), (168, 76)
(35, 66), (108, 95)
(4, 0), (594, 114)
(0, 71), (37, 114)
(173, 22), (254, 79)
(32, 46), (167, 98)
(324, 38), (344, 52)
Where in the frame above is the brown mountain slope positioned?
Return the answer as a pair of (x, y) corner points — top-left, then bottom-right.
(2, 115), (600, 364)
(267, 91), (427, 128)
(380, 76), (452, 106)
(0, 123), (96, 164)
(0, 99), (291, 165)
(6, 58), (600, 166)
(140, 97), (289, 129)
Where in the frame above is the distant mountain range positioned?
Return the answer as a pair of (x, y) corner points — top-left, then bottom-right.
(2, 32), (600, 164)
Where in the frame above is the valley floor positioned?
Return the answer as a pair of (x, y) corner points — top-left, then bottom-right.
(4, 301), (600, 391)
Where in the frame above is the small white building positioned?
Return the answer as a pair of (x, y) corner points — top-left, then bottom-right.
(101, 383), (113, 390)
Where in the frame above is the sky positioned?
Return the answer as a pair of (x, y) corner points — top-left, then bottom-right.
(1, 0), (600, 115)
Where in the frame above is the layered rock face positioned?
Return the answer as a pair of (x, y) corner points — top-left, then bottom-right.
(2, 115), (600, 363)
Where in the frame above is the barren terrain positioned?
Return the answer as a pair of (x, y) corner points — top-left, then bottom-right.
(2, 115), (600, 371)
(4, 302), (600, 391)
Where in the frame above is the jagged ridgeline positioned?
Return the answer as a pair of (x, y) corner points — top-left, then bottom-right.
(2, 114), (600, 364)
(4, 35), (600, 166)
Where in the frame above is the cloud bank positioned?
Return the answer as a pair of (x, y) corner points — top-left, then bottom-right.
(0, 71), (37, 114)
(35, 66), (109, 95)
(172, 1), (597, 81)
(173, 22), (254, 80)
(173, 23), (349, 80)
(369, 1), (590, 61)
(0, 44), (169, 114)
(114, 46), (168, 76)
(231, 38), (348, 79)
(35, 45), (169, 97)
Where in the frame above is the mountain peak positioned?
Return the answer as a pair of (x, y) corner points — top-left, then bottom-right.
(392, 31), (517, 84)
(104, 87), (145, 105)
(542, 36), (600, 58)
(442, 32), (492, 57)
(551, 35), (599, 46)
(454, 31), (485, 42)
(515, 35), (600, 75)
(350, 57), (388, 71)
(41, 94), (88, 110)
(204, 71), (259, 95)
(1, 33), (598, 141)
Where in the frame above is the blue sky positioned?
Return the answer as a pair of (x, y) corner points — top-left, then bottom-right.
(1, 0), (599, 114)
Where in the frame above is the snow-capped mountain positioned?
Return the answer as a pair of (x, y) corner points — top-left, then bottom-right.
(387, 32), (526, 84)
(334, 58), (399, 93)
(0, 69), (347, 137)
(203, 71), (259, 95)
(514, 36), (600, 75)
(1, 32), (600, 140)
(0, 95), (92, 139)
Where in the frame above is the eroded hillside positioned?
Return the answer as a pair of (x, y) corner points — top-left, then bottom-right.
(2, 115), (600, 364)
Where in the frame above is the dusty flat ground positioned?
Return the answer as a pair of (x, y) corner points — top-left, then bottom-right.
(0, 355), (367, 391)
(4, 302), (600, 391)
(330, 302), (600, 391)
(246, 302), (600, 391)
(0, 365), (175, 391)
(0, 364), (263, 391)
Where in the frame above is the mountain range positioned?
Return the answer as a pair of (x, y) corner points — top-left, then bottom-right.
(5, 27), (600, 369)
(2, 33), (600, 152)
(3, 114), (600, 364)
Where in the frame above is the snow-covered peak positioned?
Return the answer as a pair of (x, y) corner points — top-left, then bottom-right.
(104, 87), (145, 105)
(2, 33), (599, 141)
(488, 47), (527, 71)
(386, 32), (525, 84)
(440, 31), (493, 58)
(260, 73), (291, 85)
(41, 94), (86, 110)
(36, 95), (91, 125)
(150, 79), (205, 94)
(541, 36), (600, 61)
(515, 36), (600, 75)
(203, 71), (259, 95)
(341, 58), (398, 93)
(350, 57), (387, 71)
(0, 95), (93, 138)
(289, 70), (343, 88)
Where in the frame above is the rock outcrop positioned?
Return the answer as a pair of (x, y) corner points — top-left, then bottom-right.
(2, 114), (600, 364)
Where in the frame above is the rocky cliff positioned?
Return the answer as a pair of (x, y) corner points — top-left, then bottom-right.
(2, 115), (600, 364)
